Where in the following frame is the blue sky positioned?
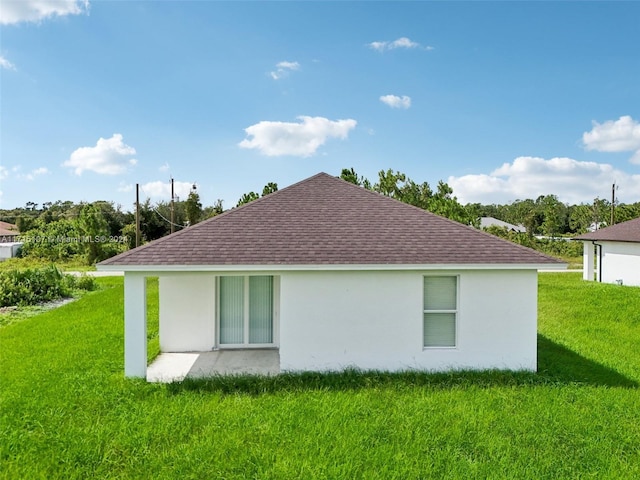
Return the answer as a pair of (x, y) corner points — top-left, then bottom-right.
(1, 1), (639, 211)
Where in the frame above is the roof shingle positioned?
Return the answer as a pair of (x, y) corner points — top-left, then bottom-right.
(574, 217), (640, 243)
(100, 173), (562, 267)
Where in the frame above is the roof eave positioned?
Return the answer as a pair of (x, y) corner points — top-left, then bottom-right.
(98, 262), (567, 273)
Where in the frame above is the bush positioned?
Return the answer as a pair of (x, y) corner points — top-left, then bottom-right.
(73, 274), (98, 292)
(0, 265), (96, 307)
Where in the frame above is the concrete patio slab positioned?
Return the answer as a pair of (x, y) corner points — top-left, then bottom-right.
(147, 353), (199, 382)
(147, 349), (280, 383)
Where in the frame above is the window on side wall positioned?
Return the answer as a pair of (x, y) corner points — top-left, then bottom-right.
(423, 276), (458, 348)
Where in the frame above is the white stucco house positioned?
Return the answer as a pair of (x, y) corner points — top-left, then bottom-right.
(98, 173), (565, 379)
(575, 217), (640, 287)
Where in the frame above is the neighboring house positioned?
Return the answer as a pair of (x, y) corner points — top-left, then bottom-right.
(586, 222), (605, 233)
(0, 243), (23, 261)
(98, 173), (564, 379)
(574, 217), (640, 286)
(0, 222), (22, 260)
(0, 221), (19, 243)
(480, 217), (526, 233)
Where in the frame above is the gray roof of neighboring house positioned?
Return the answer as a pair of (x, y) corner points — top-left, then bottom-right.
(99, 173), (563, 267)
(574, 217), (640, 243)
(480, 217), (527, 233)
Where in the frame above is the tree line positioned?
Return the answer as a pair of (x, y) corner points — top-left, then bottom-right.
(2, 168), (638, 265)
(472, 196), (640, 237)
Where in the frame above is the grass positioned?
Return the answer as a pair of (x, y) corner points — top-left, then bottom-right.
(1, 273), (639, 478)
(557, 255), (582, 269)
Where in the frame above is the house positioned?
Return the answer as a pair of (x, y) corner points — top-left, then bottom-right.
(0, 221), (19, 243)
(97, 173), (565, 379)
(480, 217), (527, 233)
(574, 217), (640, 286)
(0, 222), (22, 261)
(0, 243), (23, 261)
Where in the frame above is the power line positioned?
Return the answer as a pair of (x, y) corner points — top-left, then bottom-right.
(152, 206), (186, 229)
(138, 184), (186, 229)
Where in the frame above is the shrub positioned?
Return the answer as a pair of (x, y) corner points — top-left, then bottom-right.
(0, 265), (96, 307)
(73, 274), (98, 292)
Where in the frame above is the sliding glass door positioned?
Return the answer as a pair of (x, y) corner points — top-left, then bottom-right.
(219, 276), (274, 346)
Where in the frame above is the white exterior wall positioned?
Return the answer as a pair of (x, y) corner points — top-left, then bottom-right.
(599, 241), (640, 287)
(124, 273), (147, 378)
(279, 270), (538, 372)
(159, 274), (216, 351)
(582, 242), (595, 281)
(0, 242), (23, 260)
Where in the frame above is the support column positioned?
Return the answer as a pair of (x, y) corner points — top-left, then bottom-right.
(583, 242), (594, 281)
(124, 273), (147, 378)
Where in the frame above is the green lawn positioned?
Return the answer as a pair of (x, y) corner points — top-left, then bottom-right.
(1, 273), (639, 479)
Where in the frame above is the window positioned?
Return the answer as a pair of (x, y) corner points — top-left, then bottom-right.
(423, 276), (457, 347)
(219, 276), (274, 346)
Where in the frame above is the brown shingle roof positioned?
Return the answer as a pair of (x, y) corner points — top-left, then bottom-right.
(0, 221), (18, 237)
(574, 217), (640, 243)
(100, 173), (562, 267)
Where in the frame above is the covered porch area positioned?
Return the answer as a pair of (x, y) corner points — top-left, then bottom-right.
(123, 272), (280, 380)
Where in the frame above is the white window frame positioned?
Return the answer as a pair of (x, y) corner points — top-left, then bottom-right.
(216, 275), (280, 349)
(423, 275), (459, 349)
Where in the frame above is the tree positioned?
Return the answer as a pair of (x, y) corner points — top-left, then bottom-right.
(19, 219), (81, 261)
(373, 169), (407, 199)
(262, 182), (278, 196)
(340, 168), (370, 188)
(185, 187), (203, 226)
(78, 204), (110, 264)
(237, 192), (260, 207)
(139, 199), (168, 241)
(428, 181), (477, 226)
(203, 199), (224, 219)
(568, 203), (595, 234)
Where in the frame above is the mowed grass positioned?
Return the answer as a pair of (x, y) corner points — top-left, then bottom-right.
(1, 273), (639, 479)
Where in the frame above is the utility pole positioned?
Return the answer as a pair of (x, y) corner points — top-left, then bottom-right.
(170, 177), (175, 234)
(136, 183), (140, 248)
(611, 182), (616, 226)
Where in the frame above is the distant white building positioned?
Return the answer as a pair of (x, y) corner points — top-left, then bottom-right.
(480, 217), (526, 233)
(575, 217), (640, 287)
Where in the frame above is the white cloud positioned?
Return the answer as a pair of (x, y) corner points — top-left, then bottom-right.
(0, 0), (89, 25)
(0, 55), (16, 70)
(18, 166), (50, 181)
(270, 60), (300, 80)
(367, 37), (432, 52)
(117, 182), (133, 193)
(448, 156), (640, 205)
(0, 166), (8, 180)
(583, 115), (640, 164)
(63, 134), (137, 175)
(140, 180), (193, 200)
(159, 162), (170, 173)
(239, 116), (357, 157)
(379, 94), (411, 109)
